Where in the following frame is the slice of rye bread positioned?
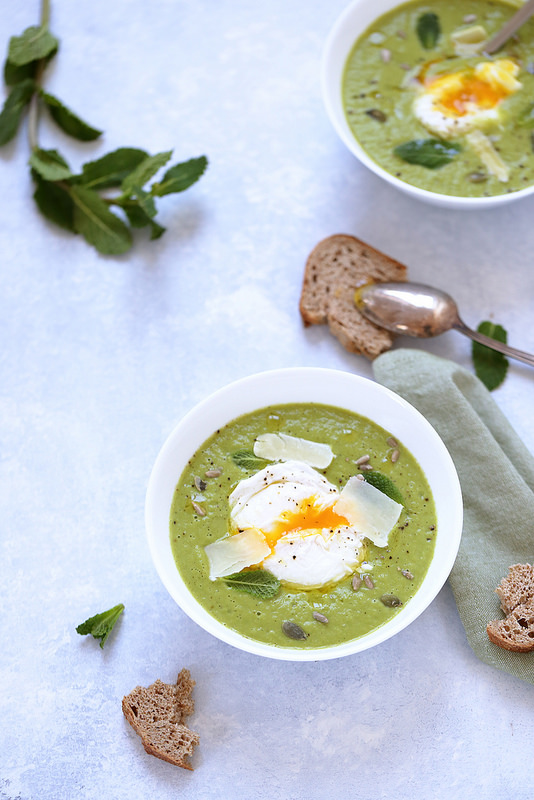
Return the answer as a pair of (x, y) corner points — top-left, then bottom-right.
(122, 668), (199, 769)
(299, 234), (407, 360)
(486, 563), (534, 653)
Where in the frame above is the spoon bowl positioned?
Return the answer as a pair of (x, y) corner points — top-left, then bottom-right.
(355, 282), (534, 367)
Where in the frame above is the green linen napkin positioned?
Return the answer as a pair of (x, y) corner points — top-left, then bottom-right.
(373, 348), (534, 685)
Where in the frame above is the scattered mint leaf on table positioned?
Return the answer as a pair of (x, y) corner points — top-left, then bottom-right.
(416, 12), (441, 49)
(222, 570), (281, 598)
(76, 603), (124, 648)
(363, 471), (404, 505)
(472, 321), (509, 391)
(394, 139), (460, 169)
(1, 2), (207, 255)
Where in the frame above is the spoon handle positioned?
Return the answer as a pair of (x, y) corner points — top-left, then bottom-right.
(454, 320), (534, 367)
(484, 0), (534, 54)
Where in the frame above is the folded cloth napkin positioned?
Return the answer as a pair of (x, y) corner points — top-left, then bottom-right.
(373, 348), (534, 685)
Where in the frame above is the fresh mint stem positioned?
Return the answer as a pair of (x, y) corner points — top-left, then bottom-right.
(27, 0), (50, 150)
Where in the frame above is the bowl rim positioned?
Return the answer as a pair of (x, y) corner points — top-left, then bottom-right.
(321, 0), (534, 209)
(145, 366), (463, 661)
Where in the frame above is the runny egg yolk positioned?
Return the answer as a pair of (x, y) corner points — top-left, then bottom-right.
(413, 59), (522, 138)
(261, 497), (349, 549)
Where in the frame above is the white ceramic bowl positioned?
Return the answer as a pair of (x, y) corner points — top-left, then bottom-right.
(146, 367), (463, 661)
(322, 0), (534, 210)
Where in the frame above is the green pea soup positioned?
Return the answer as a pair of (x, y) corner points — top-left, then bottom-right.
(342, 0), (534, 197)
(169, 403), (437, 649)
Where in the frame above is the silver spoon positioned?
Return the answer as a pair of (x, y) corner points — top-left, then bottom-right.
(484, 0), (534, 54)
(354, 282), (534, 366)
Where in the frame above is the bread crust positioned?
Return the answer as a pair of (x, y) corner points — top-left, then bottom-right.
(486, 564), (534, 652)
(299, 234), (407, 360)
(122, 668), (199, 769)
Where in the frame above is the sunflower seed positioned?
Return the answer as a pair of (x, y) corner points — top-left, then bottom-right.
(363, 574), (375, 589)
(194, 476), (207, 491)
(380, 48), (391, 62)
(312, 611), (329, 624)
(355, 454), (370, 466)
(191, 501), (206, 517)
(400, 569), (414, 580)
(380, 593), (403, 607)
(391, 448), (400, 463)
(359, 463), (373, 471)
(205, 468), (222, 478)
(468, 171), (487, 183)
(387, 437), (398, 448)
(463, 13), (477, 23)
(352, 574), (362, 591)
(282, 621), (308, 640)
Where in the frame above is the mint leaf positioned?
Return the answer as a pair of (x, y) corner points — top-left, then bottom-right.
(29, 147), (72, 181)
(231, 449), (270, 471)
(121, 150), (173, 196)
(416, 12), (441, 49)
(77, 148), (149, 190)
(33, 175), (75, 231)
(0, 79), (35, 145)
(76, 603), (124, 648)
(4, 58), (37, 87)
(151, 155), (208, 197)
(394, 138), (460, 169)
(8, 25), (59, 66)
(222, 570), (281, 598)
(363, 471), (404, 505)
(40, 90), (102, 141)
(472, 321), (509, 391)
(71, 185), (132, 255)
(115, 194), (166, 240)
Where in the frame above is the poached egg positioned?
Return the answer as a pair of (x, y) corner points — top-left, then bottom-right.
(413, 58), (521, 139)
(204, 458), (403, 590)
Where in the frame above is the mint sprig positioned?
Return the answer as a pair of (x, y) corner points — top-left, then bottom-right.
(416, 12), (441, 49)
(472, 321), (509, 391)
(0, 2), (207, 255)
(76, 603), (124, 648)
(222, 570), (281, 598)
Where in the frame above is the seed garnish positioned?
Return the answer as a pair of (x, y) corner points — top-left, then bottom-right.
(387, 437), (398, 448)
(391, 448), (400, 463)
(400, 569), (414, 580)
(352, 574), (362, 591)
(312, 611), (329, 625)
(365, 108), (387, 122)
(363, 574), (375, 590)
(191, 501), (206, 517)
(380, 594), (403, 607)
(282, 621), (308, 641)
(355, 454), (370, 466)
(205, 468), (222, 478)
(194, 476), (207, 491)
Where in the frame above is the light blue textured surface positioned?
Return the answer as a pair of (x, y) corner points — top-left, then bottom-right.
(1, 2), (534, 799)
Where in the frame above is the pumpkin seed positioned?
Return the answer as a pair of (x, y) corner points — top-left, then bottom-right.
(380, 593), (403, 607)
(312, 611), (329, 625)
(282, 621), (308, 640)
(194, 476), (207, 491)
(365, 108), (387, 123)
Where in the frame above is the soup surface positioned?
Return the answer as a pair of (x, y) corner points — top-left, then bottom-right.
(169, 403), (437, 649)
(342, 0), (534, 197)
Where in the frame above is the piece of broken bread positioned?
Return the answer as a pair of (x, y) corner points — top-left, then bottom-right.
(486, 563), (534, 653)
(122, 668), (199, 769)
(299, 234), (407, 360)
